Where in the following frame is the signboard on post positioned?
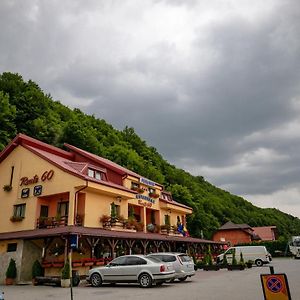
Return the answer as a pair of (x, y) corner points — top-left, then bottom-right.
(70, 234), (78, 250)
(260, 273), (292, 300)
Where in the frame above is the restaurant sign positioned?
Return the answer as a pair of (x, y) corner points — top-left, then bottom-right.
(139, 177), (156, 187)
(20, 170), (54, 186)
(136, 194), (155, 204)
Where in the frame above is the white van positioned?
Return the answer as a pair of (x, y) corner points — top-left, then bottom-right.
(217, 246), (272, 267)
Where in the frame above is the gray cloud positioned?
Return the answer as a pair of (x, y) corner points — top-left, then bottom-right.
(1, 0), (300, 216)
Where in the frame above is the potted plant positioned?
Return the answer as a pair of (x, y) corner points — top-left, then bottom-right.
(100, 214), (111, 228)
(5, 258), (17, 285)
(203, 246), (219, 271)
(10, 216), (24, 222)
(61, 260), (70, 288)
(32, 260), (43, 285)
(246, 260), (253, 268)
(3, 184), (12, 192)
(160, 224), (170, 234)
(227, 249), (245, 270)
(219, 254), (228, 269)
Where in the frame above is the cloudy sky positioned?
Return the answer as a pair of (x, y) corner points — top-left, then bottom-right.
(1, 0), (300, 217)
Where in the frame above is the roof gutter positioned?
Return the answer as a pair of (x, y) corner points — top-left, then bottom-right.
(74, 180), (89, 225)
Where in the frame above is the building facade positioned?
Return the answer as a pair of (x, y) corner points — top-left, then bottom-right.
(0, 134), (223, 283)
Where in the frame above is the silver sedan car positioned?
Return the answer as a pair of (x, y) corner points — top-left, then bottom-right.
(86, 255), (175, 288)
(147, 253), (195, 281)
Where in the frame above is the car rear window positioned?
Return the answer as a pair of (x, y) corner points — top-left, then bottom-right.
(179, 254), (192, 262)
(147, 257), (162, 263)
(162, 255), (176, 262)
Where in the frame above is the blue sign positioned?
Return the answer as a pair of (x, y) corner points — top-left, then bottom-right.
(136, 194), (155, 204)
(70, 234), (78, 249)
(140, 177), (156, 187)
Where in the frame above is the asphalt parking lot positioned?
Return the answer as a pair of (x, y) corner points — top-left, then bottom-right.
(1, 258), (299, 300)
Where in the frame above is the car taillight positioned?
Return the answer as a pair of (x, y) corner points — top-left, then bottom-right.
(160, 265), (166, 272)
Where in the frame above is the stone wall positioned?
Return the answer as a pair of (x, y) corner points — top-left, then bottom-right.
(20, 240), (43, 282)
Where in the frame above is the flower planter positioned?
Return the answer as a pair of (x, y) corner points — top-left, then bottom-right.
(227, 264), (245, 271)
(5, 278), (14, 285)
(203, 265), (220, 271)
(52, 262), (64, 268)
(61, 278), (70, 288)
(42, 262), (52, 268)
(95, 261), (105, 266)
(84, 261), (94, 266)
(72, 262), (83, 268)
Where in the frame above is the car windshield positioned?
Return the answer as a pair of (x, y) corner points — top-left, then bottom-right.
(147, 257), (162, 263)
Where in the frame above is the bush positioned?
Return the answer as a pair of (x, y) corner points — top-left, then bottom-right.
(232, 249), (237, 265)
(32, 260), (43, 278)
(61, 260), (70, 279)
(6, 258), (17, 279)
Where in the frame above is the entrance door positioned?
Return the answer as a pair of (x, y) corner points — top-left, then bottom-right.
(40, 205), (49, 218)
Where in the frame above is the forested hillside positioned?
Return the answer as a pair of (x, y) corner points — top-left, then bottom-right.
(1, 72), (300, 239)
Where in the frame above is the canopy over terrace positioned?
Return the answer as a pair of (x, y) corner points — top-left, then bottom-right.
(0, 226), (225, 259)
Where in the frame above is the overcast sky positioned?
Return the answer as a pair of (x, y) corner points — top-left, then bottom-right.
(1, 0), (300, 217)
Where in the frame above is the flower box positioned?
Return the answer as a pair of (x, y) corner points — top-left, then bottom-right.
(42, 262), (52, 268)
(149, 193), (159, 198)
(84, 261), (94, 266)
(52, 261), (64, 268)
(72, 261), (83, 268)
(203, 265), (220, 271)
(227, 264), (245, 271)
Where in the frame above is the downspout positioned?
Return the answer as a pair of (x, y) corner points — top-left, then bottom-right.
(74, 180), (88, 225)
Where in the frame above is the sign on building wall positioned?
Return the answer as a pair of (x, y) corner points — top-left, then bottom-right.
(19, 170), (54, 186)
(136, 194), (155, 204)
(139, 177), (156, 187)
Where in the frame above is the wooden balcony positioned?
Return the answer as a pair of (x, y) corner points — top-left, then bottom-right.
(36, 215), (68, 229)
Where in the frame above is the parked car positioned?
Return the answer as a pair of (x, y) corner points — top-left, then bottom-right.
(216, 246), (272, 267)
(147, 252), (195, 281)
(86, 255), (175, 288)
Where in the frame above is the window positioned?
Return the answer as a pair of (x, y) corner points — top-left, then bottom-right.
(149, 188), (155, 194)
(164, 215), (170, 226)
(13, 204), (26, 218)
(57, 202), (69, 217)
(110, 256), (127, 266)
(88, 168), (107, 181)
(126, 257), (147, 265)
(7, 243), (17, 252)
(40, 205), (49, 218)
(131, 182), (139, 189)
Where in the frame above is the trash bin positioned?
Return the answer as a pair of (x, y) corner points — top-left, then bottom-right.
(72, 270), (80, 287)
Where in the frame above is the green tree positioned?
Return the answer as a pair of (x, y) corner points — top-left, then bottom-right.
(0, 91), (16, 150)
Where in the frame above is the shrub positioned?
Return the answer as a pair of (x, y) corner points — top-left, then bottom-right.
(61, 260), (70, 279)
(232, 249), (237, 265)
(32, 260), (43, 279)
(6, 258), (17, 279)
(222, 254), (228, 266)
(239, 252), (245, 265)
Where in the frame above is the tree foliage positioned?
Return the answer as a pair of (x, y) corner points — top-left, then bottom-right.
(1, 72), (300, 239)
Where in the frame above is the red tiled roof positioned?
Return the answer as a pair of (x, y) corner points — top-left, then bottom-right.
(252, 226), (277, 241)
(65, 143), (142, 179)
(219, 221), (253, 231)
(0, 226), (224, 244)
(159, 198), (192, 211)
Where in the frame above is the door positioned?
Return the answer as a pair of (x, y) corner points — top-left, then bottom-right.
(40, 205), (49, 218)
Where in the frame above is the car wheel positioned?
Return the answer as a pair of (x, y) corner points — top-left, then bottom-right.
(90, 273), (102, 287)
(139, 273), (152, 288)
(178, 276), (187, 282)
(255, 259), (263, 267)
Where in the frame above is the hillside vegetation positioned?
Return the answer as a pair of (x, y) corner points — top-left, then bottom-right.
(1, 72), (300, 239)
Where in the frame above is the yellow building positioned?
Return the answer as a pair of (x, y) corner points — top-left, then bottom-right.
(0, 134), (222, 283)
